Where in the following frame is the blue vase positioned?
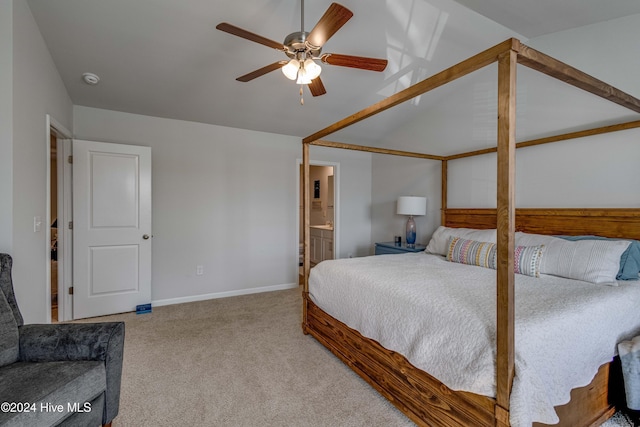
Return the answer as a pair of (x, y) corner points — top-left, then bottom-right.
(405, 215), (416, 247)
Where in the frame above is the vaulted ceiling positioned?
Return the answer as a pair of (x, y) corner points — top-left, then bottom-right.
(26, 0), (640, 144)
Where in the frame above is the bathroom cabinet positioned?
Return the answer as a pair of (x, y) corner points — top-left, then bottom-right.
(310, 227), (333, 265)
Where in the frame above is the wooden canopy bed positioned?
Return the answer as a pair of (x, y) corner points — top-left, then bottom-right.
(300, 38), (640, 427)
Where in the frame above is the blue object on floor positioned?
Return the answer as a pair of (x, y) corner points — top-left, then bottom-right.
(136, 303), (152, 314)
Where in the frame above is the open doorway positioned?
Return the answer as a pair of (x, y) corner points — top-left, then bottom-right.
(50, 133), (58, 322)
(297, 161), (339, 285)
(46, 115), (72, 323)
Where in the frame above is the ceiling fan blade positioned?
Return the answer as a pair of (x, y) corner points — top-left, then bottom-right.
(216, 23), (286, 51)
(236, 61), (287, 82)
(321, 53), (388, 72)
(306, 3), (353, 49)
(308, 77), (327, 97)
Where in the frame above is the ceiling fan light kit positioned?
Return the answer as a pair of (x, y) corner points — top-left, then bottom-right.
(216, 1), (388, 103)
(281, 55), (322, 83)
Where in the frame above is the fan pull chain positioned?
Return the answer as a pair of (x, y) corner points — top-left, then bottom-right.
(300, 85), (304, 105)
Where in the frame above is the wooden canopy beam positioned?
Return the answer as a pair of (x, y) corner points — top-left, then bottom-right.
(516, 42), (640, 114)
(310, 140), (444, 160)
(444, 118), (640, 160)
(306, 38), (640, 162)
(303, 39), (517, 144)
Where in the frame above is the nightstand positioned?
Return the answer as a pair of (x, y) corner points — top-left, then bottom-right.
(375, 242), (427, 255)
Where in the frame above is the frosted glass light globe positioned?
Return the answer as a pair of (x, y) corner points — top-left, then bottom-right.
(282, 59), (300, 80)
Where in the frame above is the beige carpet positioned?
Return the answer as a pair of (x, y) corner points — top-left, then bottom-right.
(86, 288), (636, 427)
(88, 288), (413, 426)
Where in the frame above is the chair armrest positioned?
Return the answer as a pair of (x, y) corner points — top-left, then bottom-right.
(18, 322), (124, 362)
(18, 322), (125, 424)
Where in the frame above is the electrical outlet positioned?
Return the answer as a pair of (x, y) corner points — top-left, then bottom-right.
(196, 265), (204, 276)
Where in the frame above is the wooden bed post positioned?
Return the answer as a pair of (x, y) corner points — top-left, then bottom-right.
(441, 159), (448, 225)
(302, 142), (311, 332)
(495, 48), (517, 426)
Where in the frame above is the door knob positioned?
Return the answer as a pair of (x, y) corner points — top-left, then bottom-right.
(142, 234), (150, 240)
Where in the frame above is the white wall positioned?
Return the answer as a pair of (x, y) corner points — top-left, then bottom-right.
(0, 0), (13, 254)
(10, 0), (73, 323)
(528, 14), (640, 100)
(447, 131), (640, 208)
(371, 14), (640, 240)
(370, 155), (441, 247)
(73, 106), (373, 303)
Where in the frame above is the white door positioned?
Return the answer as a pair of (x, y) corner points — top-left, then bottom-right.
(73, 140), (152, 319)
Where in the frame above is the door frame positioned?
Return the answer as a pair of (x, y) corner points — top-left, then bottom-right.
(45, 114), (72, 322)
(296, 159), (340, 279)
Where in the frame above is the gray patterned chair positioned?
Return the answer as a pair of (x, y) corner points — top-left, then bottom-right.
(0, 253), (124, 426)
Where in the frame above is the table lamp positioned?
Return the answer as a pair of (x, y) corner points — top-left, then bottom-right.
(397, 196), (426, 247)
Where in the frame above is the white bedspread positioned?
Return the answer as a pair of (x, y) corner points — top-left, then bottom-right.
(309, 253), (640, 427)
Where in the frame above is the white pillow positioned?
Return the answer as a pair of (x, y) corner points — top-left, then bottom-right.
(426, 226), (497, 256)
(515, 232), (631, 285)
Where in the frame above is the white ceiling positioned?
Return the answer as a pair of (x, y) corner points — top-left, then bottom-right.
(454, 0), (640, 38)
(26, 0), (640, 144)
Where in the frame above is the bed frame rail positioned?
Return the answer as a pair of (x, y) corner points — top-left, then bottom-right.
(304, 297), (618, 427)
(304, 298), (496, 427)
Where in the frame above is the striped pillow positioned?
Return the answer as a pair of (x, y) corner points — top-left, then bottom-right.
(446, 237), (545, 278)
(447, 237), (496, 269)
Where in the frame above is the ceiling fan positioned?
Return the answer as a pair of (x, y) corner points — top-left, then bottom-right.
(216, 1), (388, 103)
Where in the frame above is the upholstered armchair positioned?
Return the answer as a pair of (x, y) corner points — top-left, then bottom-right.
(0, 253), (125, 426)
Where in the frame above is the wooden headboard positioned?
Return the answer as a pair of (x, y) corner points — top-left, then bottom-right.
(444, 208), (640, 241)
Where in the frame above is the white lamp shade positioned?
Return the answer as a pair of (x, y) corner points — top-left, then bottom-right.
(296, 67), (312, 84)
(282, 59), (300, 80)
(397, 196), (426, 216)
(304, 58), (322, 79)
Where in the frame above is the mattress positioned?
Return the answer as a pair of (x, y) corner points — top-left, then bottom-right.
(309, 253), (640, 427)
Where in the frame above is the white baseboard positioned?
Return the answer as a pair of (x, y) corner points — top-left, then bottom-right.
(151, 282), (299, 307)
